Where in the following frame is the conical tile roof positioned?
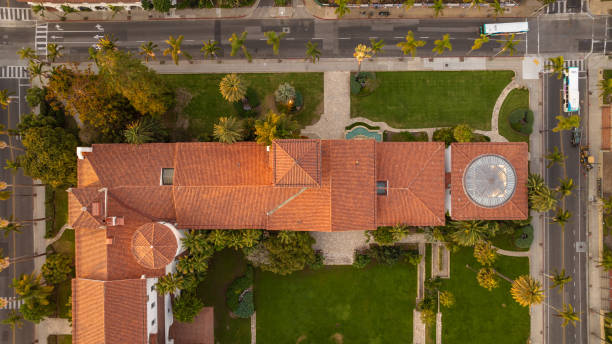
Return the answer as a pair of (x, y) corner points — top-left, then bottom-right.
(131, 222), (178, 269)
(273, 140), (321, 187)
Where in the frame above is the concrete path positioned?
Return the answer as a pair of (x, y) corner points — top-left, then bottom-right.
(413, 309), (426, 344)
(302, 71), (351, 140)
(493, 246), (531, 257)
(250, 311), (256, 344)
(311, 230), (368, 265)
(36, 318), (72, 342)
(436, 312), (442, 344)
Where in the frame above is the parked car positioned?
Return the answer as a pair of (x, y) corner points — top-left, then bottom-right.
(570, 127), (581, 146)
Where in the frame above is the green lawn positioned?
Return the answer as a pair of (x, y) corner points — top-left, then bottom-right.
(45, 186), (68, 238)
(47, 335), (72, 344)
(491, 232), (530, 252)
(162, 73), (324, 138)
(255, 263), (417, 343)
(441, 247), (529, 344)
(498, 88), (531, 143)
(47, 229), (75, 319)
(350, 71), (515, 130)
(196, 249), (250, 344)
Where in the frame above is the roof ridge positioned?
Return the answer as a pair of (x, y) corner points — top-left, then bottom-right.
(404, 187), (445, 225)
(266, 187), (308, 216)
(406, 143), (444, 189)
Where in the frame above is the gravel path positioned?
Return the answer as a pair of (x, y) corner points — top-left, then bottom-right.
(311, 231), (369, 265)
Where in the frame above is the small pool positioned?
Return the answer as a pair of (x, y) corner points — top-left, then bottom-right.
(345, 126), (383, 142)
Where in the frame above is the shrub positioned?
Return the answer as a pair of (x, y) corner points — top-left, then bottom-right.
(515, 225), (534, 249)
(234, 291), (255, 318)
(509, 108), (534, 135)
(153, 0), (172, 12)
(25, 87), (45, 108)
(368, 245), (403, 265)
(20, 299), (53, 323)
(141, 0), (154, 9)
(367, 227), (395, 245)
(386, 131), (428, 142)
(274, 83), (296, 105)
(353, 252), (371, 269)
(453, 124), (473, 143)
(346, 121), (380, 131)
(173, 292), (204, 323)
(41, 253), (73, 285)
(471, 133), (491, 142)
(351, 72), (377, 95)
(432, 127), (456, 147)
(404, 250), (422, 266)
(60, 5), (77, 13)
(309, 252), (324, 270)
(226, 266), (253, 312)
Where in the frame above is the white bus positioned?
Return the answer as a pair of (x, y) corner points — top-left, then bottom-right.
(563, 67), (580, 112)
(480, 22), (529, 36)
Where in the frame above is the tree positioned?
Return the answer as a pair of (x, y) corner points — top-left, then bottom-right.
(353, 44), (373, 72)
(0, 89), (11, 110)
(107, 5), (123, 17)
(153, 0), (172, 12)
(20, 299), (53, 323)
(46, 43), (63, 63)
(529, 185), (557, 213)
(164, 35), (191, 65)
(477, 267), (499, 291)
(139, 41), (158, 62)
(335, 0), (350, 18)
(556, 178), (574, 198)
(552, 114), (580, 132)
(1, 310), (23, 329)
(432, 34), (452, 55)
(453, 124), (473, 142)
(598, 249), (612, 271)
(156, 273), (185, 295)
(176, 253), (209, 275)
(465, 0), (485, 9)
(254, 111), (298, 145)
(370, 38), (385, 56)
(264, 31), (286, 56)
(305, 41), (321, 63)
(496, 34), (518, 56)
(17, 47), (36, 61)
(95, 34), (118, 52)
(396, 31), (426, 57)
(249, 231), (316, 275)
(449, 220), (493, 246)
(556, 303), (580, 327)
(433, 0), (444, 17)
(28, 60), (45, 82)
(367, 225), (409, 245)
(219, 74), (247, 103)
(173, 292), (204, 323)
(229, 32), (251, 62)
(473, 241), (498, 266)
(25, 86), (45, 108)
(403, 0), (415, 9)
(551, 208), (571, 229)
(490, 0), (504, 16)
(528, 173), (545, 192)
(213, 116), (244, 144)
(548, 56), (565, 79)
(511, 275), (544, 307)
(201, 40), (220, 59)
(41, 253), (73, 285)
(11, 273), (53, 305)
(274, 83), (296, 106)
(546, 269), (572, 292)
(545, 146), (566, 168)
(599, 78), (612, 103)
(18, 126), (77, 188)
(469, 34), (490, 53)
(439, 290), (455, 308)
(0, 221), (22, 237)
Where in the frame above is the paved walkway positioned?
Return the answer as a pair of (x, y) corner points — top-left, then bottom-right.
(493, 246), (531, 257)
(302, 71), (351, 140)
(311, 230), (368, 264)
(413, 309), (426, 344)
(36, 318), (72, 343)
(251, 311), (256, 344)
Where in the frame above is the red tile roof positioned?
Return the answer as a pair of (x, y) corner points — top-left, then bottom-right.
(132, 222), (178, 270)
(450, 142), (528, 220)
(72, 278), (147, 344)
(273, 139), (321, 187)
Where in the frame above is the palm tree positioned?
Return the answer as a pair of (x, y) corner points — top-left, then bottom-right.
(469, 34), (490, 54)
(553, 114), (580, 132)
(10, 273), (53, 304)
(597, 249), (612, 271)
(556, 177), (574, 198)
(432, 34), (452, 55)
(556, 303), (580, 327)
(0, 222), (21, 237)
(449, 220), (490, 247)
(213, 116), (244, 144)
(529, 185), (557, 213)
(433, 0), (445, 17)
(496, 34), (518, 56)
(96, 34), (117, 52)
(46, 43), (63, 62)
(396, 31), (426, 57)
(546, 269), (572, 292)
(0, 181), (44, 189)
(370, 38), (385, 56)
(229, 32), (252, 62)
(201, 40), (220, 59)
(545, 146), (566, 168)
(599, 78), (612, 103)
(17, 47), (36, 61)
(264, 31), (286, 56)
(4, 160), (19, 174)
(31, 4), (45, 17)
(490, 0), (504, 16)
(353, 44), (373, 72)
(241, 229), (262, 248)
(305, 41), (321, 63)
(27, 60), (45, 82)
(0, 252), (47, 272)
(528, 173), (545, 192)
(548, 56), (565, 79)
(0, 89), (11, 110)
(209, 230), (230, 249)
(164, 35), (191, 65)
(403, 0), (415, 9)
(335, 0), (350, 18)
(1, 310), (23, 329)
(139, 41), (158, 62)
(477, 267), (499, 290)
(255, 111), (281, 145)
(1, 217), (47, 225)
(551, 208), (571, 229)
(0, 141), (22, 152)
(464, 0), (484, 9)
(123, 118), (156, 144)
(219, 74), (247, 103)
(511, 275), (544, 307)
(155, 273), (184, 295)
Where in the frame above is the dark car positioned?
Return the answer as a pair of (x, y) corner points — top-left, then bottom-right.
(571, 127), (581, 146)
(378, 11), (390, 16)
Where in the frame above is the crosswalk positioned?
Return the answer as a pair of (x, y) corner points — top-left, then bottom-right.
(35, 23), (48, 57)
(1, 297), (23, 310)
(543, 59), (585, 73)
(0, 66), (28, 79)
(0, 7), (32, 21)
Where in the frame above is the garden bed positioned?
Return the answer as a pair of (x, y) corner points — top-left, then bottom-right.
(46, 229), (75, 319)
(45, 186), (68, 238)
(350, 71), (514, 130)
(384, 131), (429, 142)
(498, 88), (531, 143)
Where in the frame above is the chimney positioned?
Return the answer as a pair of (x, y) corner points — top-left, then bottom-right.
(105, 237), (113, 245)
(91, 202), (101, 216)
(105, 216), (125, 227)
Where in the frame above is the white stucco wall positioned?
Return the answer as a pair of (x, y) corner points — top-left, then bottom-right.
(145, 277), (159, 338)
(159, 221), (186, 256)
(32, 2), (142, 10)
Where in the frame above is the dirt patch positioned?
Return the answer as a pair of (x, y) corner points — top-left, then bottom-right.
(259, 94), (278, 115)
(296, 335), (307, 344)
(330, 333), (343, 344)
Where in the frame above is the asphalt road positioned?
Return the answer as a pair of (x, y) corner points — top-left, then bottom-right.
(543, 73), (588, 344)
(0, 77), (35, 344)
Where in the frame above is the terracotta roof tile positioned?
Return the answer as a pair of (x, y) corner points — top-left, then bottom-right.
(450, 142), (528, 220)
(131, 222), (178, 270)
(267, 187), (331, 231)
(75, 227), (108, 280)
(77, 158), (100, 188)
(108, 187), (176, 221)
(330, 140), (376, 231)
(72, 278), (147, 344)
(273, 139), (321, 187)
